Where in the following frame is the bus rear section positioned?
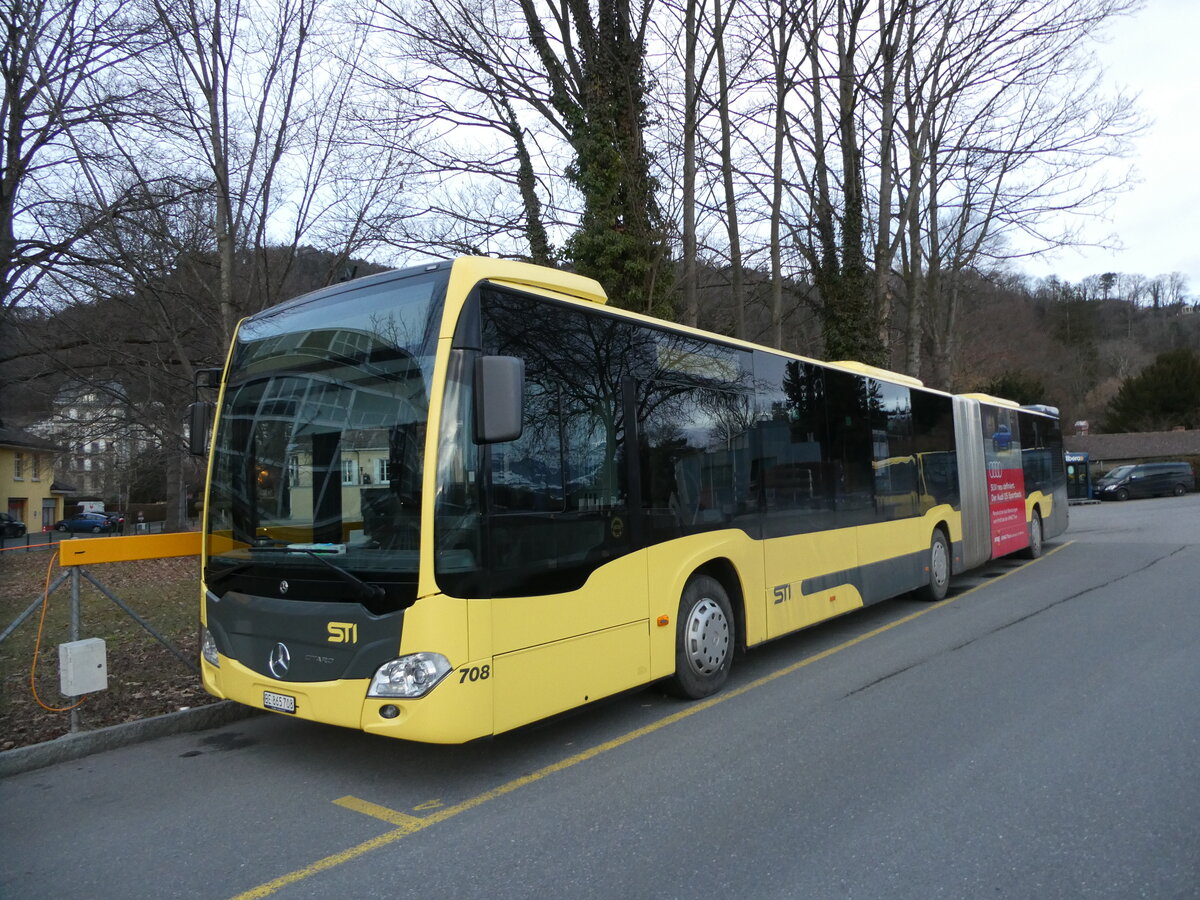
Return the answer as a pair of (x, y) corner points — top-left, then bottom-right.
(954, 395), (1068, 571)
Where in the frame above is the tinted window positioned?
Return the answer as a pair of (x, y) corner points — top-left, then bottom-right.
(640, 331), (755, 542)
(450, 287), (982, 597)
(868, 379), (917, 520)
(821, 369), (877, 528)
(911, 390), (960, 510)
(753, 356), (878, 534)
(753, 355), (832, 536)
(1018, 411), (1065, 495)
(753, 354), (959, 535)
(478, 288), (645, 596)
(642, 383), (755, 541)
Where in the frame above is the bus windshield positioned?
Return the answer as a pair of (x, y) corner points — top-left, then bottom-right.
(204, 268), (448, 608)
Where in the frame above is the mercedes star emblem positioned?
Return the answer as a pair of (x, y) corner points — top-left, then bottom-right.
(268, 642), (291, 678)
(279, 579), (289, 595)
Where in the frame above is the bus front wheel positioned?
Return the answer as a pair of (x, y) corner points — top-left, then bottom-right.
(666, 574), (734, 700)
(915, 529), (950, 602)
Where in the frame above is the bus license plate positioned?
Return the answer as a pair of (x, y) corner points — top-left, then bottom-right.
(263, 691), (296, 714)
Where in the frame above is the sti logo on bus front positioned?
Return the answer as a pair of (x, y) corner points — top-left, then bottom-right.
(327, 622), (358, 644)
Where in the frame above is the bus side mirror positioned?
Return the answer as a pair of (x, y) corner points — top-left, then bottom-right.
(189, 401), (213, 456)
(475, 356), (524, 444)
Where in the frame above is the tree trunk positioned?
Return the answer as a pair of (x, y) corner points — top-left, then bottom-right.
(768, 0), (790, 349)
(714, 0), (745, 339)
(164, 449), (185, 532)
(682, 0), (699, 327)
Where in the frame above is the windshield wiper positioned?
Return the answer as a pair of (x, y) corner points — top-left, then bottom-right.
(205, 559), (255, 589)
(247, 545), (385, 604)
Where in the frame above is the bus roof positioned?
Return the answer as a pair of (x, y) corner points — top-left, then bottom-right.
(454, 256), (607, 306)
(960, 392), (1021, 409)
(828, 361), (924, 388)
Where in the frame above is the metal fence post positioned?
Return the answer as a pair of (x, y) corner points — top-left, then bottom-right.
(69, 565), (82, 733)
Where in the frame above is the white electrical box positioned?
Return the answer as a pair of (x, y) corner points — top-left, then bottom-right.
(59, 638), (108, 696)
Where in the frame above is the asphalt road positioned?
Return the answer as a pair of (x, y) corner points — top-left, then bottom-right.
(3, 496), (1198, 899)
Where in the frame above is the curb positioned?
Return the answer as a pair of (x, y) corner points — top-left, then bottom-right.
(0, 701), (264, 778)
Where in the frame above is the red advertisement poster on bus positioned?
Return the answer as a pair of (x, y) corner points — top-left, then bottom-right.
(982, 409), (1027, 557)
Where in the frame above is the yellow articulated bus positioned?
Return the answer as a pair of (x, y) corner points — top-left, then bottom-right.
(193, 257), (1067, 742)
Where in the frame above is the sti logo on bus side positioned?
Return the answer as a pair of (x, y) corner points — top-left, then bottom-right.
(327, 622), (358, 644)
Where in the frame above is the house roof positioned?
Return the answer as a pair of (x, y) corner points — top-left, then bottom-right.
(1065, 429), (1200, 463)
(0, 424), (65, 453)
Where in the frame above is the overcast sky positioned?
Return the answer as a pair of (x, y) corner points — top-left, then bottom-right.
(1018, 1), (1200, 296)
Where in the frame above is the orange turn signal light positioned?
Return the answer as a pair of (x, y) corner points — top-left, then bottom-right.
(656, 615), (670, 627)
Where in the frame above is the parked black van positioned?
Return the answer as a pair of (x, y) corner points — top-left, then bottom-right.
(1095, 462), (1195, 501)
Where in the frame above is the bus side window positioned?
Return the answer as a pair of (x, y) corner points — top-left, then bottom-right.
(478, 285), (636, 596)
(642, 380), (753, 540)
(911, 390), (958, 510)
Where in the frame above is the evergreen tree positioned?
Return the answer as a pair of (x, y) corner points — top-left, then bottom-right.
(974, 373), (1048, 406)
(1102, 349), (1200, 433)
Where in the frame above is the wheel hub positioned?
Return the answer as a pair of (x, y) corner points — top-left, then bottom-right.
(684, 598), (729, 676)
(931, 539), (948, 587)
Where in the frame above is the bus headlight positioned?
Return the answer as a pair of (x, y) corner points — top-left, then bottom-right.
(201, 627), (219, 667)
(368, 653), (452, 698)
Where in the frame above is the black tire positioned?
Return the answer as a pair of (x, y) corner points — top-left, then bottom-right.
(91, 525), (102, 533)
(1173, 483), (1186, 496)
(1021, 510), (1043, 559)
(1115, 488), (1130, 501)
(915, 529), (951, 602)
(57, 523), (67, 532)
(666, 574), (734, 699)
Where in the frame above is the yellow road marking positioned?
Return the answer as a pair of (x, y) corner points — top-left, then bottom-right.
(333, 797), (426, 831)
(233, 543), (1069, 899)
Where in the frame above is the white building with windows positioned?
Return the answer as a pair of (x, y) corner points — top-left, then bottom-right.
(30, 382), (160, 504)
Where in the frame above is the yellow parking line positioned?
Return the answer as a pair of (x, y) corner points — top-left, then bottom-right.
(232, 543), (1069, 899)
(333, 796), (427, 832)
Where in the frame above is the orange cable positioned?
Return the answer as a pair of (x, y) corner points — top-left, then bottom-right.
(29, 548), (88, 712)
(0, 539), (60, 553)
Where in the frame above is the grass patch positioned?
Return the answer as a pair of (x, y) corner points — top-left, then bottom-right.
(0, 543), (217, 751)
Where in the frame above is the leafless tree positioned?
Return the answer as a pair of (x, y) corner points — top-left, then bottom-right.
(6, 0), (419, 523)
(0, 0), (155, 315)
(362, 0), (563, 262)
(889, 0), (1142, 386)
(135, 0), (415, 344)
(1163, 271), (1188, 307)
(370, 0), (672, 315)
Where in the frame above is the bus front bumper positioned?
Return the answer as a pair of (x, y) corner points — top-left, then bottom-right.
(201, 654), (494, 744)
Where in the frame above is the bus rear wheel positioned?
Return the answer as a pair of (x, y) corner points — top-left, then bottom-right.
(915, 529), (950, 602)
(1021, 511), (1043, 559)
(667, 574), (734, 699)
